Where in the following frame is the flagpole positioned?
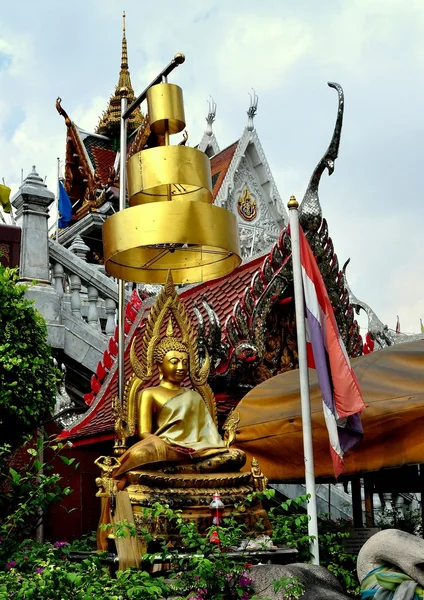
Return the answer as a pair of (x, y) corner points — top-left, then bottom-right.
(288, 195), (320, 565)
(56, 157), (60, 243)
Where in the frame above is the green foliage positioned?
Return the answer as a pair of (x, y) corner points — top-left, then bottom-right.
(269, 494), (360, 596)
(272, 575), (305, 599)
(375, 506), (422, 535)
(0, 435), (76, 559)
(0, 264), (59, 448)
(100, 519), (138, 539)
(139, 503), (257, 599)
(0, 488), (364, 599)
(0, 541), (171, 600)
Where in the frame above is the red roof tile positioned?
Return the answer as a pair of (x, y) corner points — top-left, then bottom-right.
(90, 146), (116, 185)
(60, 255), (264, 442)
(210, 141), (239, 200)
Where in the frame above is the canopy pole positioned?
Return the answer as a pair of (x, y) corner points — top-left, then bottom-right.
(288, 195), (320, 565)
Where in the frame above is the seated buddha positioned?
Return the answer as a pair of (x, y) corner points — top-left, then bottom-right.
(96, 275), (268, 561)
(113, 331), (245, 480)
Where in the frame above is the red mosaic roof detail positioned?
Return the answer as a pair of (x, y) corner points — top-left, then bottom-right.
(82, 289), (144, 407)
(90, 146), (116, 185)
(210, 141), (239, 200)
(59, 256), (264, 443)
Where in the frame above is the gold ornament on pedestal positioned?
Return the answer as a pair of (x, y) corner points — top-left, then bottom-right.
(103, 79), (241, 284)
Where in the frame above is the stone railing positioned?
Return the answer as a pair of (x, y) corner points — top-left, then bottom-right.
(49, 237), (122, 338)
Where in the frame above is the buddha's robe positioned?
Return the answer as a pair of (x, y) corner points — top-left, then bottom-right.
(114, 389), (227, 477)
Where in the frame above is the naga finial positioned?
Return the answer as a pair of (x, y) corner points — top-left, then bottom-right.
(298, 82), (344, 231)
(247, 88), (258, 131)
(55, 97), (72, 127)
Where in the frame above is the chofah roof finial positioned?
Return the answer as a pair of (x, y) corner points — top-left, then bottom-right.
(246, 88), (258, 132)
(205, 96), (217, 136)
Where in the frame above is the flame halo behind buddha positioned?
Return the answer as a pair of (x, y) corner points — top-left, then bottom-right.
(112, 271), (243, 471)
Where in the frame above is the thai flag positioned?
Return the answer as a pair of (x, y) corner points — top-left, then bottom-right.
(299, 227), (365, 477)
(58, 181), (72, 229)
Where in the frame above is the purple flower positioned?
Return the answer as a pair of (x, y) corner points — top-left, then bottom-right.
(240, 592), (250, 600)
(6, 561), (16, 569)
(35, 567), (44, 574)
(53, 541), (68, 548)
(239, 571), (252, 588)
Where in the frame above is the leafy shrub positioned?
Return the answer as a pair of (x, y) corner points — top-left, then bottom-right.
(0, 264), (59, 449)
(0, 435), (75, 560)
(0, 541), (171, 600)
(375, 506), (422, 535)
(269, 494), (360, 596)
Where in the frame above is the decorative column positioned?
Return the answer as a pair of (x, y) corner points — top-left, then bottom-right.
(11, 166), (55, 283)
(11, 167), (64, 347)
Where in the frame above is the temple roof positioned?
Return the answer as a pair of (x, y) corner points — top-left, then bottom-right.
(210, 141), (239, 200)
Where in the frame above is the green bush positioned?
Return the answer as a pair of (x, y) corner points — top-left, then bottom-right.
(0, 541), (171, 600)
(0, 264), (59, 449)
(269, 494), (360, 596)
(0, 435), (75, 559)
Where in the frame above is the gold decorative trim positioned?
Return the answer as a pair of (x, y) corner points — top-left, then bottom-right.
(127, 469), (251, 488)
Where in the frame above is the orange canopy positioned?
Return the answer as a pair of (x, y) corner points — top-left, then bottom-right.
(235, 340), (424, 482)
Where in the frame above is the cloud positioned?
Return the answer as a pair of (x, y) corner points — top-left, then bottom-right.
(216, 14), (313, 92)
(0, 50), (12, 71)
(1, 0), (424, 337)
(72, 96), (109, 133)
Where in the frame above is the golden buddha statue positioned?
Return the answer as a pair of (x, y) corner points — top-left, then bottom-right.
(96, 273), (269, 562)
(112, 327), (245, 478)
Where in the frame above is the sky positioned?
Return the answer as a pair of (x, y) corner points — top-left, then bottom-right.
(0, 0), (423, 335)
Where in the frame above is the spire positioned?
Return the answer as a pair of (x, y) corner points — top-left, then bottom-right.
(96, 12), (143, 140)
(121, 11), (128, 70)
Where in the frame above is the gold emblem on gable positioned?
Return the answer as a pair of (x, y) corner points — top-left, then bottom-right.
(237, 188), (257, 221)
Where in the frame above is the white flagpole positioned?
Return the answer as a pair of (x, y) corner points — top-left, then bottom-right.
(288, 195), (320, 565)
(56, 157), (60, 243)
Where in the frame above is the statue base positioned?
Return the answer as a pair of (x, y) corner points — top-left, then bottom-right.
(125, 470), (270, 552)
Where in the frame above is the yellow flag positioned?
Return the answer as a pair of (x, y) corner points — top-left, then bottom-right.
(421, 319), (424, 334)
(0, 184), (12, 214)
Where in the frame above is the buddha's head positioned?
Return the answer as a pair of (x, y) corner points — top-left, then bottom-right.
(154, 336), (189, 385)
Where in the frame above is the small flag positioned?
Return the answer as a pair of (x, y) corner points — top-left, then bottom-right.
(396, 316), (400, 334)
(420, 319), (424, 334)
(363, 332), (374, 355)
(0, 184), (12, 214)
(299, 226), (365, 478)
(58, 181), (72, 228)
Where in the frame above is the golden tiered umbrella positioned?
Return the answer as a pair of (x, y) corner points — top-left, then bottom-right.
(103, 58), (241, 284)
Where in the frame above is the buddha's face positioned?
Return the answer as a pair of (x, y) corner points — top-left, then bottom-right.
(159, 350), (189, 384)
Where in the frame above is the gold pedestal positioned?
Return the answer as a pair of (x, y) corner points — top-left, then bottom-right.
(126, 470), (271, 553)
